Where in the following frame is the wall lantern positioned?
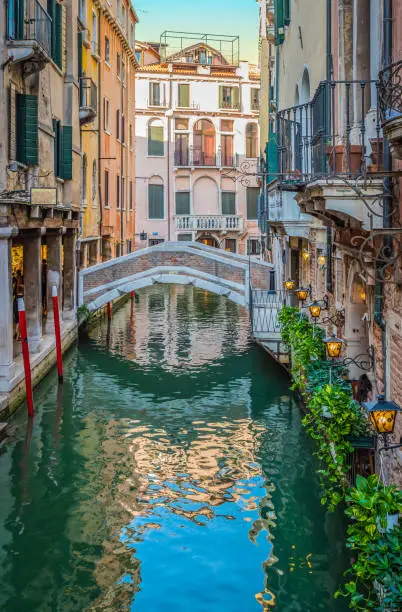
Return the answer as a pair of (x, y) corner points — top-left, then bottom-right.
(139, 231), (147, 241)
(302, 249), (310, 262)
(363, 394), (402, 450)
(284, 278), (295, 291)
(309, 300), (322, 320)
(324, 333), (344, 359)
(318, 254), (326, 267)
(296, 287), (309, 303)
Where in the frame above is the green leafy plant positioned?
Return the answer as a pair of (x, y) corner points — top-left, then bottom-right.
(77, 304), (91, 322)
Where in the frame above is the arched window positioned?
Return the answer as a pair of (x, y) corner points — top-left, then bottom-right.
(246, 123), (258, 158)
(148, 119), (164, 156)
(193, 119), (216, 166)
(295, 85), (300, 106)
(92, 160), (97, 202)
(301, 68), (310, 104)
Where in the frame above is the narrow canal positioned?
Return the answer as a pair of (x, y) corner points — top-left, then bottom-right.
(0, 285), (348, 611)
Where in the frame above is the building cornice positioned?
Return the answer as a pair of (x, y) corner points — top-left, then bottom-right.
(94, 0), (137, 67)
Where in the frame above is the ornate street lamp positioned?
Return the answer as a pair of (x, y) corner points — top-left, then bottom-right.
(317, 254), (326, 267)
(308, 300), (322, 321)
(296, 287), (309, 304)
(284, 278), (295, 291)
(363, 394), (402, 450)
(324, 333), (344, 359)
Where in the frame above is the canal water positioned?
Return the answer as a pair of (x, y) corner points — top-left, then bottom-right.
(0, 286), (348, 611)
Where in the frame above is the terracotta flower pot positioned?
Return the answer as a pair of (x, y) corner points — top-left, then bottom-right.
(326, 144), (363, 173)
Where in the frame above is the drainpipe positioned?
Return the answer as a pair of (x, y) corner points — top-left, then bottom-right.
(326, 0), (332, 81)
(97, 11), (103, 260)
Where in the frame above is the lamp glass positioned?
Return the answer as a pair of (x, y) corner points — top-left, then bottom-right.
(309, 301), (321, 319)
(296, 288), (308, 302)
(318, 255), (326, 266)
(324, 334), (343, 358)
(302, 250), (310, 261)
(369, 410), (397, 434)
(284, 279), (295, 291)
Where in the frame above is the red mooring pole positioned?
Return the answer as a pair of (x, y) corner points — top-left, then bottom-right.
(52, 286), (63, 383)
(107, 301), (112, 321)
(130, 291), (134, 300)
(18, 298), (34, 418)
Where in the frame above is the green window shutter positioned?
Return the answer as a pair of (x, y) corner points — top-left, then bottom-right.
(62, 126), (72, 180)
(232, 87), (239, 109)
(274, 0), (285, 46)
(246, 187), (259, 220)
(175, 191), (190, 215)
(148, 184), (164, 219)
(148, 125), (164, 156)
(219, 86), (224, 108)
(178, 84), (189, 107)
(54, 2), (63, 68)
(284, 0), (291, 25)
(16, 94), (38, 165)
(222, 192), (236, 215)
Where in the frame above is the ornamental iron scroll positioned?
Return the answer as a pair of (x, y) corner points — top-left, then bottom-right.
(379, 59), (402, 126)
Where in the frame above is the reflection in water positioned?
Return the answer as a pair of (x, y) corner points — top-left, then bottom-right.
(0, 286), (347, 611)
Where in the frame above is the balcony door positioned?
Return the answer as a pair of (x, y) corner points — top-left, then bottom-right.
(193, 119), (215, 166)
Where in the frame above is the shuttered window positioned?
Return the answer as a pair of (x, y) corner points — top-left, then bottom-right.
(53, 120), (72, 179)
(246, 187), (259, 220)
(148, 184), (164, 219)
(219, 86), (240, 110)
(222, 192), (236, 215)
(175, 192), (190, 215)
(148, 124), (164, 156)
(284, 0), (291, 25)
(178, 84), (190, 107)
(274, 0), (285, 45)
(48, 0), (64, 68)
(149, 82), (160, 106)
(178, 234), (192, 241)
(16, 94), (38, 165)
(116, 175), (120, 208)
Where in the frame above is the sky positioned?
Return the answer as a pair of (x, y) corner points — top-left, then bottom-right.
(134, 0), (259, 64)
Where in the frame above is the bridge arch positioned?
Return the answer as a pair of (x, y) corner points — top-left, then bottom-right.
(79, 242), (274, 313)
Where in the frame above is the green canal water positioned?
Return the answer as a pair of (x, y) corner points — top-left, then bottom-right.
(0, 286), (348, 611)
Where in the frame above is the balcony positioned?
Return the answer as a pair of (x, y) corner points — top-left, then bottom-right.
(276, 79), (382, 186)
(220, 100), (241, 111)
(379, 60), (402, 159)
(174, 148), (236, 168)
(6, 0), (52, 73)
(79, 77), (98, 124)
(175, 215), (244, 232)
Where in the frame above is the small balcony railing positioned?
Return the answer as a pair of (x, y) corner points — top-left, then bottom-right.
(79, 77), (97, 124)
(379, 60), (402, 124)
(220, 100), (241, 111)
(175, 215), (244, 231)
(7, 0), (52, 58)
(276, 79), (382, 186)
(174, 148), (237, 168)
(175, 150), (189, 166)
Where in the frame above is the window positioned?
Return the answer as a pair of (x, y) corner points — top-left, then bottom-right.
(104, 98), (110, 131)
(116, 109), (120, 139)
(121, 3), (126, 31)
(91, 11), (97, 55)
(175, 118), (189, 130)
(104, 169), (109, 206)
(193, 119), (215, 166)
(149, 238), (164, 246)
(122, 60), (126, 84)
(148, 184), (164, 219)
(221, 134), (234, 166)
(149, 82), (161, 106)
(221, 119), (234, 132)
(178, 84), (190, 107)
(117, 0), (121, 22)
(175, 133), (188, 165)
(121, 177), (125, 209)
(53, 119), (72, 179)
(251, 88), (259, 111)
(105, 36), (110, 64)
(247, 187), (259, 220)
(219, 86), (239, 110)
(221, 192), (236, 215)
(126, 239), (132, 254)
(92, 160), (97, 202)
(130, 23), (135, 48)
(10, 91), (39, 165)
(117, 53), (121, 78)
(121, 115), (125, 143)
(129, 181), (133, 209)
(79, 0), (86, 24)
(247, 238), (261, 255)
(148, 121), (164, 156)
(116, 174), (120, 208)
(116, 242), (121, 258)
(225, 239), (236, 253)
(82, 153), (87, 203)
(135, 51), (141, 63)
(178, 234), (192, 241)
(48, 2), (64, 69)
(129, 124), (133, 148)
(175, 192), (190, 215)
(246, 123), (258, 158)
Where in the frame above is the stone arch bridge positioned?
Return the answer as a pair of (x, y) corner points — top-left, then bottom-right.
(79, 242), (275, 312)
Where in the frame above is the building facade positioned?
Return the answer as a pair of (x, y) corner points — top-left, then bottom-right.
(0, 0), (80, 400)
(134, 34), (262, 257)
(263, 0), (402, 484)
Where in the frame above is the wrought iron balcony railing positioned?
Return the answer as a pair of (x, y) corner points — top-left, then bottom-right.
(79, 77), (97, 124)
(276, 79), (382, 186)
(174, 148), (237, 168)
(379, 60), (402, 125)
(7, 0), (52, 58)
